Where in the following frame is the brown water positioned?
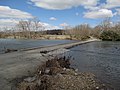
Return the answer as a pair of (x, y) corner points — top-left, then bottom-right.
(65, 41), (120, 90)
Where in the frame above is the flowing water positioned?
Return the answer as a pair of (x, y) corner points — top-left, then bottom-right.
(65, 41), (120, 90)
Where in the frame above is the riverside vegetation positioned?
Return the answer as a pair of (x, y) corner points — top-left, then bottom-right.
(0, 18), (120, 41)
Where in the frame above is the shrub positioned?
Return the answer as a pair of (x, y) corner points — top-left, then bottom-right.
(100, 30), (120, 41)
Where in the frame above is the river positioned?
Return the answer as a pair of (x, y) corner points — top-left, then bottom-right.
(0, 39), (76, 54)
(0, 39), (120, 89)
(65, 41), (120, 90)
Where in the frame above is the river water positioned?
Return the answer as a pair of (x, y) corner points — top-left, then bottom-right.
(65, 41), (120, 90)
(0, 39), (120, 89)
(0, 39), (76, 54)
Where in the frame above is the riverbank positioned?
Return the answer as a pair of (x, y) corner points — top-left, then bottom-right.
(0, 35), (92, 40)
(1, 35), (73, 40)
(18, 56), (111, 90)
(0, 39), (100, 90)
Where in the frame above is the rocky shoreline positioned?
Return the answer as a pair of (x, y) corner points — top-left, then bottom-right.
(17, 56), (112, 90)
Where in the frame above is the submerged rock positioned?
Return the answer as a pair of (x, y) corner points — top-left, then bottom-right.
(24, 76), (36, 83)
(4, 48), (18, 53)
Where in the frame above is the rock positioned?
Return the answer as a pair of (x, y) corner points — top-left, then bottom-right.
(49, 67), (62, 75)
(57, 56), (71, 68)
(39, 71), (41, 75)
(66, 69), (70, 71)
(36, 79), (41, 86)
(56, 73), (63, 78)
(24, 77), (36, 83)
(75, 69), (78, 72)
(46, 59), (61, 68)
(45, 68), (50, 74)
(5, 48), (17, 53)
(40, 50), (48, 54)
(74, 73), (78, 76)
(63, 68), (66, 71)
(96, 86), (99, 89)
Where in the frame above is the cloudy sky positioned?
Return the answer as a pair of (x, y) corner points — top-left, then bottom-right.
(0, 0), (120, 29)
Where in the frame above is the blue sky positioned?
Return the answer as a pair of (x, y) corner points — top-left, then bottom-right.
(0, 0), (120, 29)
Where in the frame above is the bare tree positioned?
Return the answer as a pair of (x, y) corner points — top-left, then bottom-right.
(16, 18), (43, 39)
(100, 18), (112, 31)
(69, 24), (91, 40)
(31, 17), (43, 38)
(92, 25), (102, 38)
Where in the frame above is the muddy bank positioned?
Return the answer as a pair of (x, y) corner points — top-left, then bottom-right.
(17, 56), (112, 90)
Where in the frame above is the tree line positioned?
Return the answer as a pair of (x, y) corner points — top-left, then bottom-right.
(65, 18), (120, 41)
(0, 18), (120, 41)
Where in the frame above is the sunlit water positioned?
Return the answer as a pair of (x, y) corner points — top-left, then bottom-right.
(64, 41), (120, 90)
(0, 39), (76, 54)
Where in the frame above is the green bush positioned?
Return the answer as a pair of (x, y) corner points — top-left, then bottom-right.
(100, 30), (120, 41)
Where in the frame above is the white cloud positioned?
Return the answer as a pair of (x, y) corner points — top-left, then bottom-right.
(30, 0), (99, 10)
(0, 6), (60, 30)
(84, 9), (114, 19)
(0, 19), (19, 28)
(80, 0), (99, 6)
(41, 22), (60, 30)
(0, 6), (33, 19)
(84, 6), (100, 11)
(0, 19), (18, 25)
(0, 6), (35, 29)
(0, 19), (60, 30)
(49, 17), (57, 21)
(104, 0), (120, 9)
(60, 23), (69, 27)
